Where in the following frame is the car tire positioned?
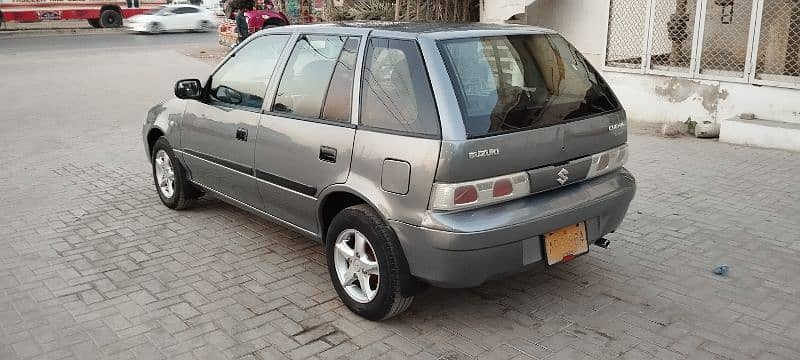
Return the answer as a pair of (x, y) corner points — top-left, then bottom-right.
(148, 22), (162, 34)
(88, 18), (101, 28)
(151, 137), (198, 210)
(196, 20), (210, 32)
(326, 204), (414, 321)
(99, 9), (122, 28)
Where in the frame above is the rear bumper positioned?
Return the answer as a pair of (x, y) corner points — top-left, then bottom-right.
(389, 169), (636, 288)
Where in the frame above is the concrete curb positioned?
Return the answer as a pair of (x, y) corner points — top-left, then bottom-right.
(0, 28), (124, 38)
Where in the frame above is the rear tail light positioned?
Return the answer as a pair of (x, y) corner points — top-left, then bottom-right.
(453, 185), (479, 205)
(492, 179), (514, 197)
(430, 172), (531, 211)
(587, 144), (628, 178)
(430, 144), (628, 212)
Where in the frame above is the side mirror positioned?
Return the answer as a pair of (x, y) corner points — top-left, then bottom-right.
(175, 79), (202, 99)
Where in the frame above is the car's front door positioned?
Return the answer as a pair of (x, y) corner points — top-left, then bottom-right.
(170, 6), (198, 29)
(255, 35), (361, 232)
(180, 34), (292, 206)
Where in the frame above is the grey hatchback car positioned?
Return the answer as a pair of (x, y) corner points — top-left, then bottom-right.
(142, 22), (636, 320)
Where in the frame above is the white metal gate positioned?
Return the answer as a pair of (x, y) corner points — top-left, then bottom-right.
(604, 0), (800, 90)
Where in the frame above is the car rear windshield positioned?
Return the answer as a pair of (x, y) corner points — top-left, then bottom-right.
(438, 35), (620, 138)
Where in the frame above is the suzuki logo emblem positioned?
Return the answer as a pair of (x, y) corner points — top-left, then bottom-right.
(556, 168), (569, 185)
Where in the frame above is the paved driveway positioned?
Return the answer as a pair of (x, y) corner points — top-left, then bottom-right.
(1, 35), (800, 360)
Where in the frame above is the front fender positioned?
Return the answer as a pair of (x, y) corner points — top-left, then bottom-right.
(142, 98), (187, 162)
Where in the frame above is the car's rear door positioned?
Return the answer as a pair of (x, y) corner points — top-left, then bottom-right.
(254, 34), (361, 232)
(179, 34), (292, 206)
(172, 6), (199, 29)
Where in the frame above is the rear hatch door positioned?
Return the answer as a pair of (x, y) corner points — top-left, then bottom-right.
(435, 33), (626, 184)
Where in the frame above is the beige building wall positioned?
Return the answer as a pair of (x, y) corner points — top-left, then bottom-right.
(525, 0), (610, 67)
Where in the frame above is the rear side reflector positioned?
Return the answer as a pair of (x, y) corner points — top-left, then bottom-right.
(587, 144), (629, 179)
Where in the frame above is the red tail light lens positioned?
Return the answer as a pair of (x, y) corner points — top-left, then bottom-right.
(430, 172), (531, 211)
(453, 185), (478, 205)
(492, 179), (513, 197)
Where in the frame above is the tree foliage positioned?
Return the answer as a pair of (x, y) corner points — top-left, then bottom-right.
(322, 0), (478, 22)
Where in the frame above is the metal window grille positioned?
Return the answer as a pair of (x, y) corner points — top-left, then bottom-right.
(698, 0), (755, 77)
(606, 0), (800, 88)
(754, 0), (800, 86)
(648, 0), (698, 73)
(605, 0), (650, 69)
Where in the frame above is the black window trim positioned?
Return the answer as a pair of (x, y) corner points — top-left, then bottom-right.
(261, 110), (357, 129)
(174, 6), (198, 13)
(356, 124), (441, 139)
(358, 36), (442, 139)
(319, 36), (360, 123)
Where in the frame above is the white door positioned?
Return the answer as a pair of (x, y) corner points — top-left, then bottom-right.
(172, 6), (200, 30)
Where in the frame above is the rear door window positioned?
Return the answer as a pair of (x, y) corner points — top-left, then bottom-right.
(273, 35), (350, 119)
(174, 7), (199, 14)
(438, 35), (620, 138)
(321, 37), (360, 123)
(360, 38), (439, 137)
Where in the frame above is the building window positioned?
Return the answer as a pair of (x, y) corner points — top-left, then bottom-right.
(605, 0), (800, 89)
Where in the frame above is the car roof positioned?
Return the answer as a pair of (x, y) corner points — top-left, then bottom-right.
(164, 4), (202, 8)
(271, 21), (557, 40)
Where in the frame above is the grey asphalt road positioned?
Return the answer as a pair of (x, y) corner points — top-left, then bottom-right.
(0, 31), (216, 181)
(0, 31), (218, 54)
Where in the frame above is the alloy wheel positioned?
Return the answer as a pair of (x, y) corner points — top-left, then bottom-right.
(333, 229), (380, 303)
(154, 149), (175, 198)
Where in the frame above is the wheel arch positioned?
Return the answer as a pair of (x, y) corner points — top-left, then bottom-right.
(146, 127), (165, 157)
(317, 186), (390, 245)
(100, 4), (122, 14)
(317, 186), (419, 297)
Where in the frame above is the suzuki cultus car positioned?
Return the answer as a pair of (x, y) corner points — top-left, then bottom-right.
(142, 23), (636, 320)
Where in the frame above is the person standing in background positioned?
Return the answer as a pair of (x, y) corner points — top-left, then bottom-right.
(235, 7), (249, 44)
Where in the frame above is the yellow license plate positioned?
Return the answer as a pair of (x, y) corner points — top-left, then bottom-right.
(544, 223), (589, 265)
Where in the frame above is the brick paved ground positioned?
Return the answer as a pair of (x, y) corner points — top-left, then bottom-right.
(2, 39), (800, 360)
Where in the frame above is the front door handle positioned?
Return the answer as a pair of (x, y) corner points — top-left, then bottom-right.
(319, 146), (337, 163)
(236, 128), (248, 141)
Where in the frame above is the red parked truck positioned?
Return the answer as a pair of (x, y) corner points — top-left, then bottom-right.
(0, 0), (166, 28)
(217, 0), (288, 47)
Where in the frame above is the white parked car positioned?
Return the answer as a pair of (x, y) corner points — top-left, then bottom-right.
(126, 5), (217, 34)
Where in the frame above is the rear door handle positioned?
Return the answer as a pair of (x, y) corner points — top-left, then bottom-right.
(319, 146), (337, 163)
(236, 128), (248, 141)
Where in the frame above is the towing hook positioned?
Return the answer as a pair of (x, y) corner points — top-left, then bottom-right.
(594, 238), (610, 249)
